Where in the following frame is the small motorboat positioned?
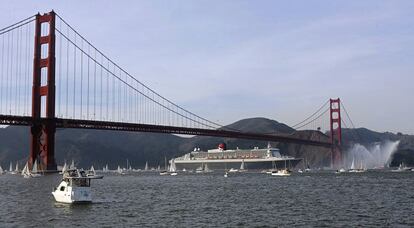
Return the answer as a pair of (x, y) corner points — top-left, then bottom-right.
(228, 168), (238, 173)
(52, 169), (103, 203)
(335, 168), (347, 174)
(159, 170), (169, 176)
(271, 169), (291, 176)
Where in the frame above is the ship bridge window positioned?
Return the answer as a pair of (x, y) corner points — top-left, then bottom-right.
(60, 186), (65, 191)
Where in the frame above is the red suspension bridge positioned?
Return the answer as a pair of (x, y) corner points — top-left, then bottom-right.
(0, 11), (355, 171)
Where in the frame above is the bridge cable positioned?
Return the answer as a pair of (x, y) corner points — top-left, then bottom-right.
(55, 14), (226, 130)
(291, 99), (329, 129)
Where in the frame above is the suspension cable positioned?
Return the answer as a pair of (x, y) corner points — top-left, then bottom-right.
(292, 100), (329, 128)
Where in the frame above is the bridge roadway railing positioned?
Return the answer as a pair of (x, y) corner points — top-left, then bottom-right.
(0, 115), (332, 148)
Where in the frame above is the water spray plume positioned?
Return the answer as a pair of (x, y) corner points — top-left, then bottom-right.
(345, 141), (400, 169)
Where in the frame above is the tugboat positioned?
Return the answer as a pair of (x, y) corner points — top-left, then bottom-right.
(52, 169), (103, 203)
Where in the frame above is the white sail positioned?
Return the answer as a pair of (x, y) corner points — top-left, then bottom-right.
(106, 164), (109, 172)
(21, 162), (28, 176)
(144, 161), (149, 171)
(90, 165), (95, 173)
(240, 160), (245, 170)
(350, 157), (355, 170)
(204, 163), (210, 171)
(9, 162), (13, 172)
(70, 160), (75, 169)
(169, 160), (177, 172)
(117, 165), (123, 174)
(61, 163), (67, 173)
(33, 160), (38, 173)
(0, 165), (3, 174)
(15, 162), (19, 172)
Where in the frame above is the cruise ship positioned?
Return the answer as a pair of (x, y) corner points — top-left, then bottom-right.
(173, 143), (301, 171)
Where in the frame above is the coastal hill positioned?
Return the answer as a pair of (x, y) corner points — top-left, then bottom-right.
(0, 117), (413, 169)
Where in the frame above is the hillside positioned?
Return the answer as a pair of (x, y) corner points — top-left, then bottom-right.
(0, 117), (413, 168)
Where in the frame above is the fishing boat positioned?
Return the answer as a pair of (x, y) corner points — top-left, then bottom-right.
(52, 169), (103, 203)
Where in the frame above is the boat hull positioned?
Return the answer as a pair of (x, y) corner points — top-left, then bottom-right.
(174, 158), (301, 171)
(52, 185), (92, 203)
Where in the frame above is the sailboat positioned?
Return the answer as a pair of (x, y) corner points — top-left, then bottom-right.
(239, 159), (247, 172)
(160, 157), (169, 175)
(391, 162), (410, 172)
(117, 165), (125, 175)
(103, 164), (109, 172)
(169, 159), (178, 176)
(348, 157), (365, 173)
(60, 162), (68, 174)
(144, 161), (149, 171)
(31, 159), (42, 177)
(0, 165), (4, 175)
(10, 162), (18, 174)
(204, 163), (213, 173)
(266, 161), (277, 174)
(22, 160), (42, 178)
(271, 160), (291, 176)
(69, 160), (76, 169)
(9, 161), (13, 173)
(87, 165), (96, 176)
(195, 163), (204, 173)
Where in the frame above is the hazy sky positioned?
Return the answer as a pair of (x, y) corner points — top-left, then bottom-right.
(2, 1), (414, 134)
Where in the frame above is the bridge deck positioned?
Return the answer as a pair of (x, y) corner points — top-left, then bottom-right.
(0, 115), (331, 148)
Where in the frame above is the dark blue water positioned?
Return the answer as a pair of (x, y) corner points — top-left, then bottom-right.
(0, 171), (413, 227)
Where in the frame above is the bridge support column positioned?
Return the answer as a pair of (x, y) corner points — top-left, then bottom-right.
(29, 11), (57, 171)
(330, 98), (342, 168)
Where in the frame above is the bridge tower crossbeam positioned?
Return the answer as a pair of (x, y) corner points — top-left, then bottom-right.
(29, 11), (57, 171)
(329, 98), (342, 168)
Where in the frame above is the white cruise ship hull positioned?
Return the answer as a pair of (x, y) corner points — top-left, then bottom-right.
(174, 158), (301, 171)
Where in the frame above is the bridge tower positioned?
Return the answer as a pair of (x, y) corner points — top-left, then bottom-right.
(29, 11), (57, 171)
(329, 98), (342, 168)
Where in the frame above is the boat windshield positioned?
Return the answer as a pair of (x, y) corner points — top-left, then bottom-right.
(70, 178), (90, 187)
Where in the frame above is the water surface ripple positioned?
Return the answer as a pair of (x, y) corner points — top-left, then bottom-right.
(0, 171), (413, 227)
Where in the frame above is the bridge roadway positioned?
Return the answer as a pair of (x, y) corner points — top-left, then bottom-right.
(0, 115), (332, 148)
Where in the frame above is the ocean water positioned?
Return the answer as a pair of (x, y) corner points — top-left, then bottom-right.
(0, 171), (413, 227)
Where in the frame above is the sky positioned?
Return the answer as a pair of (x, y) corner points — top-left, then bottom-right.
(1, 0), (414, 134)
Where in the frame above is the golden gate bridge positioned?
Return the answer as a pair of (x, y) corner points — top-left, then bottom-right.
(0, 11), (356, 171)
